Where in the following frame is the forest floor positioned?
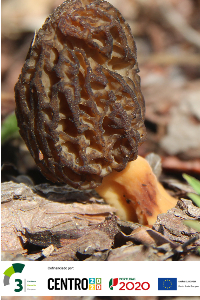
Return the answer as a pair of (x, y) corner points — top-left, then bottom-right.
(1, 0), (200, 261)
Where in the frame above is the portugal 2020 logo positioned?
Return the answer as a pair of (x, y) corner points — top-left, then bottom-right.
(109, 278), (150, 291)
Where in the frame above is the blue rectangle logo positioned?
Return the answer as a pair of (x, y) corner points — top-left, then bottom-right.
(158, 278), (177, 290)
(89, 278), (95, 284)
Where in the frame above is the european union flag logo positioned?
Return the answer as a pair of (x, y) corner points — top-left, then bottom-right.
(158, 278), (177, 290)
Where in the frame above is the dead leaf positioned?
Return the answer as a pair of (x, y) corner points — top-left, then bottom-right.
(125, 226), (178, 248)
(161, 93), (200, 158)
(153, 199), (200, 246)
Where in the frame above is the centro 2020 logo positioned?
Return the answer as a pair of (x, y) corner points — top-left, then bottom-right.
(109, 278), (150, 291)
(3, 263), (25, 292)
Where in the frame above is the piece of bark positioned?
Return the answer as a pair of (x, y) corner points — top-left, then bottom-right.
(2, 181), (200, 261)
(34, 183), (102, 203)
(1, 181), (116, 253)
(84, 250), (110, 261)
(153, 199), (200, 246)
(44, 230), (113, 261)
(108, 244), (160, 261)
(119, 226), (179, 248)
(44, 215), (119, 260)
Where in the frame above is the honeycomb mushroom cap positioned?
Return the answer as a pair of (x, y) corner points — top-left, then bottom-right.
(15, 0), (146, 189)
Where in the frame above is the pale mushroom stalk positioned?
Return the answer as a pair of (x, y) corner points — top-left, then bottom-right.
(96, 155), (177, 225)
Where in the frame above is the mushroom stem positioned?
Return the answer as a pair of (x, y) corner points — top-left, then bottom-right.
(96, 155), (177, 225)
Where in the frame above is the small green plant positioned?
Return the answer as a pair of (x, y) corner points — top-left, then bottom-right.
(183, 174), (200, 250)
(1, 113), (19, 144)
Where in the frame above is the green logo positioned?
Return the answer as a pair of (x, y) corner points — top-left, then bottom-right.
(3, 263), (25, 292)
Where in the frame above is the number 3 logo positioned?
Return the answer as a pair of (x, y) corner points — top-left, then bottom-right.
(14, 279), (23, 292)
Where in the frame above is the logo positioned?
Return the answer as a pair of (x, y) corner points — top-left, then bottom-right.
(109, 278), (150, 291)
(3, 263), (37, 292)
(89, 278), (101, 290)
(158, 278), (177, 290)
(109, 278), (118, 290)
(3, 263), (25, 287)
(3, 263), (26, 292)
(48, 278), (102, 290)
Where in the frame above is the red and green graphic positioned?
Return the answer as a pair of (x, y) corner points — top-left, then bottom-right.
(109, 278), (118, 290)
(3, 263), (25, 286)
(109, 278), (150, 291)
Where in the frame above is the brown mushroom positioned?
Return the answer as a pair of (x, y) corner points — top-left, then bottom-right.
(15, 0), (177, 224)
(15, 0), (146, 189)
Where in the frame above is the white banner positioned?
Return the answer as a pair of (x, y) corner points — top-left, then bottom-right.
(1, 261), (200, 296)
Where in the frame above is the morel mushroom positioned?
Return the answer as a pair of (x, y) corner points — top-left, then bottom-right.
(15, 0), (146, 189)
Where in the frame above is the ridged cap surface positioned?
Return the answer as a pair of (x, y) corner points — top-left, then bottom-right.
(15, 0), (146, 189)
